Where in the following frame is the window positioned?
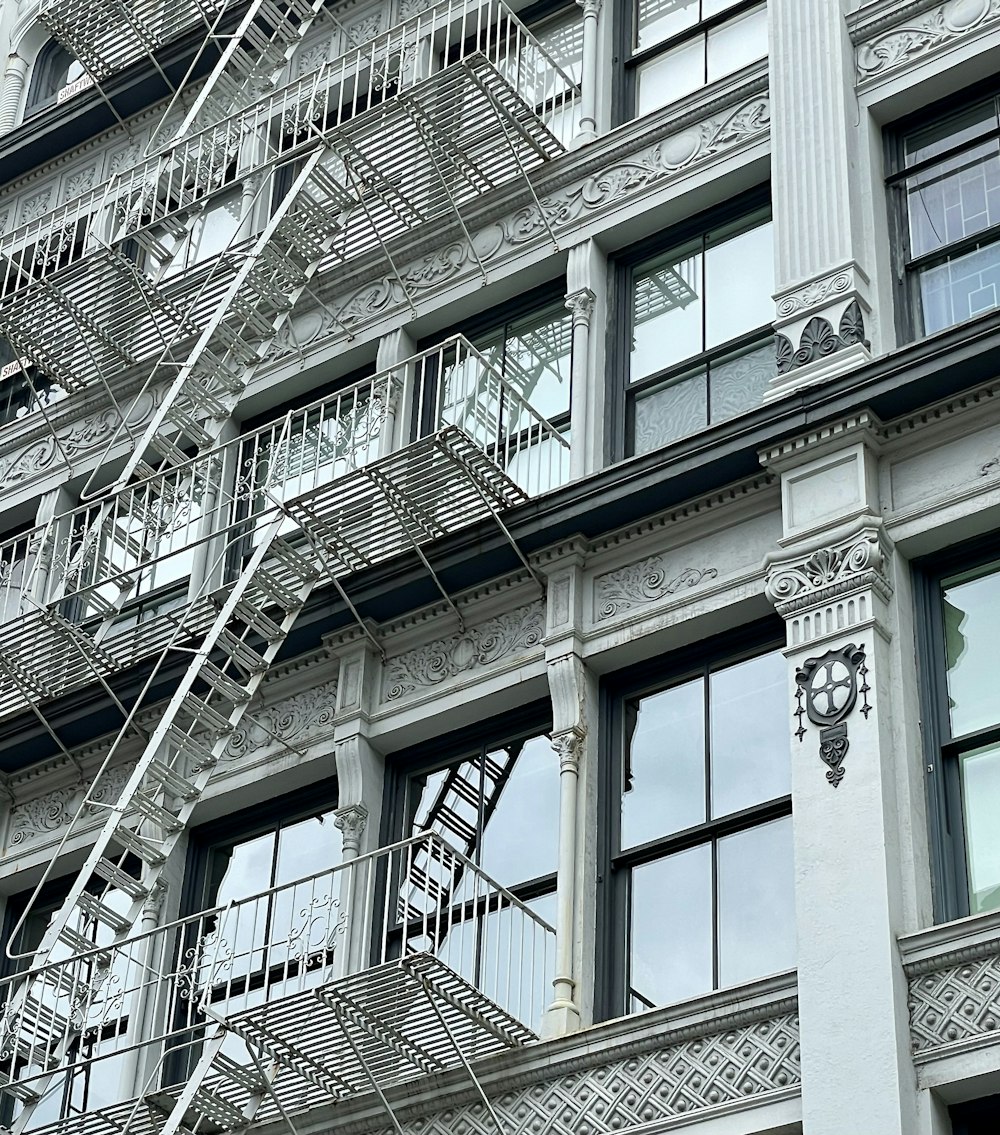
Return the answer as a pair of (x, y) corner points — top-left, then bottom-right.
(434, 289), (572, 493)
(623, 0), (767, 121)
(921, 550), (1000, 921)
(168, 783), (343, 1079)
(620, 199), (774, 457)
(387, 707), (559, 1017)
(0, 871), (140, 1129)
(25, 39), (88, 116)
(889, 91), (1000, 339)
(603, 632), (794, 1016)
(951, 1094), (1000, 1135)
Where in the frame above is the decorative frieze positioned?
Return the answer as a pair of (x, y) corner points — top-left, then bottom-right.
(594, 561), (718, 621)
(909, 951), (1000, 1055)
(853, 0), (1000, 83)
(382, 602), (544, 701)
(8, 760), (136, 848)
(398, 1013), (799, 1135)
(223, 679), (338, 762)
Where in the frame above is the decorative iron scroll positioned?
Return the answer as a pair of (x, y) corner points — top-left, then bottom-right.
(794, 642), (871, 787)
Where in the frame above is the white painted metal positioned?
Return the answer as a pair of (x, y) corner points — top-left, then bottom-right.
(0, 834), (553, 1134)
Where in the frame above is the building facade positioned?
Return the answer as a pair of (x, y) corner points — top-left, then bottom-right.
(0, 0), (997, 1132)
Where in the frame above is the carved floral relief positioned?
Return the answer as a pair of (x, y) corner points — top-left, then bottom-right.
(383, 603), (544, 701)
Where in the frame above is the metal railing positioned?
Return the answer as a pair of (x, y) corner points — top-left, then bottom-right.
(0, 0), (578, 300)
(0, 833), (554, 1125)
(0, 336), (568, 715)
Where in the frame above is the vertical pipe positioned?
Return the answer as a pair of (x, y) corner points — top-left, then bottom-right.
(574, 0), (600, 144)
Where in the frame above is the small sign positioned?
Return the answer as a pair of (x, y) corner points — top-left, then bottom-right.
(0, 358), (32, 381)
(57, 74), (95, 104)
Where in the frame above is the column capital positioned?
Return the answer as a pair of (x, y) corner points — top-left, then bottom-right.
(551, 726), (586, 774)
(564, 286), (596, 326)
(575, 0), (602, 15)
(334, 803), (369, 854)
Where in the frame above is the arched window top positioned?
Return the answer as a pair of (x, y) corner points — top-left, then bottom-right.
(25, 38), (86, 116)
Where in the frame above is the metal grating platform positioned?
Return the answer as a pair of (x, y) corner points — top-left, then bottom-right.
(24, 954), (536, 1135)
(39, 0), (227, 83)
(281, 426), (529, 574)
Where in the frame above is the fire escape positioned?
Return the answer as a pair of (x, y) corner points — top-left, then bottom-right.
(0, 1), (576, 1131)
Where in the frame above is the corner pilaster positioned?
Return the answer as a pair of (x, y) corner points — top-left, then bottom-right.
(761, 422), (918, 1135)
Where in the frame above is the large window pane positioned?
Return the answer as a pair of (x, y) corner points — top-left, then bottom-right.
(708, 339), (773, 421)
(705, 220), (774, 346)
(480, 736), (560, 885)
(623, 678), (706, 847)
(632, 244), (704, 379)
(717, 816), (796, 987)
(706, 4), (767, 84)
(633, 369), (708, 452)
(630, 844), (713, 1007)
(710, 651), (790, 817)
(635, 36), (704, 116)
(504, 305), (572, 425)
(907, 141), (1000, 259)
(905, 99), (997, 168)
(960, 742), (1000, 914)
(943, 565), (1000, 736)
(918, 241), (1000, 334)
(635, 0), (699, 52)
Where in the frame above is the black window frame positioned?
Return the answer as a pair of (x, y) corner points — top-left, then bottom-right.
(914, 532), (1000, 924)
(615, 0), (767, 126)
(0, 862), (142, 1127)
(24, 38), (86, 118)
(886, 76), (1000, 345)
(608, 184), (773, 464)
(382, 698), (557, 903)
(165, 777), (343, 1083)
(416, 277), (574, 469)
(596, 617), (792, 1021)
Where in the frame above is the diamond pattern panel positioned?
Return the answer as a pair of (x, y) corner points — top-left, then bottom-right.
(404, 1014), (800, 1135)
(909, 954), (1000, 1054)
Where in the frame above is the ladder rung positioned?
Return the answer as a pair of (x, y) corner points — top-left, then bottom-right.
(200, 659), (252, 704)
(129, 789), (184, 833)
(217, 628), (268, 674)
(214, 1053), (269, 1093)
(93, 858), (149, 901)
(76, 892), (132, 935)
(179, 691), (234, 736)
(40, 966), (94, 1001)
(112, 824), (167, 867)
(57, 925), (112, 964)
(146, 756), (200, 800)
(0, 1071), (40, 1104)
(164, 724), (219, 771)
(253, 566), (302, 610)
(211, 593), (283, 641)
(148, 434), (189, 468)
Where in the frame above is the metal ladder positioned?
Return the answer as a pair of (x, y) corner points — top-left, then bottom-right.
(399, 747), (518, 930)
(2, 510), (320, 1134)
(150, 0), (330, 153)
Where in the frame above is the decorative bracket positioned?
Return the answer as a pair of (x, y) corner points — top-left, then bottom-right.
(794, 642), (871, 787)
